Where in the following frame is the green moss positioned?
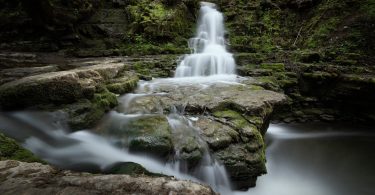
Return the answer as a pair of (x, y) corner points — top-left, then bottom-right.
(0, 133), (44, 163)
(248, 85), (264, 90)
(102, 115), (173, 157)
(66, 89), (118, 130)
(213, 110), (249, 130)
(244, 116), (263, 129)
(260, 63), (285, 72)
(106, 72), (139, 95)
(234, 53), (266, 66)
(92, 89), (118, 109)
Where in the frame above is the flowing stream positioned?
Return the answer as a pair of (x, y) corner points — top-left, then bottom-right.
(1, 2), (237, 194)
(239, 123), (375, 195)
(1, 2), (374, 195)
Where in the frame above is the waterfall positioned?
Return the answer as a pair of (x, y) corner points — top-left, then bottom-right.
(175, 2), (236, 77)
(0, 2), (239, 195)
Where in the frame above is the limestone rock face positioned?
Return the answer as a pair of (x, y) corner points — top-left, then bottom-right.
(0, 160), (216, 195)
(111, 78), (287, 189)
(0, 65), (59, 85)
(0, 62), (125, 110)
(124, 80), (287, 115)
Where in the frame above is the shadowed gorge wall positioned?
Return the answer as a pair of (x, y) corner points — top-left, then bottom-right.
(0, 0), (199, 56)
(215, 0), (374, 65)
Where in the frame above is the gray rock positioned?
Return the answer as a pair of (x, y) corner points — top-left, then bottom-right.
(0, 65), (59, 85)
(0, 160), (216, 195)
(194, 117), (239, 150)
(97, 115), (174, 158)
(0, 63), (125, 110)
(126, 81), (288, 115)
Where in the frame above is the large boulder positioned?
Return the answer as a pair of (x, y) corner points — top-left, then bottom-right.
(113, 78), (287, 189)
(0, 160), (216, 195)
(0, 63), (125, 110)
(214, 143), (266, 190)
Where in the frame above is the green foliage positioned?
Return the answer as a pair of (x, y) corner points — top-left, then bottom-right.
(125, 0), (194, 42)
(361, 0), (375, 18)
(117, 0), (197, 55)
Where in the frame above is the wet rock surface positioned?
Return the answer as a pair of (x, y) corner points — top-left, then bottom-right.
(0, 54), (141, 129)
(98, 114), (174, 158)
(106, 78), (287, 189)
(0, 160), (216, 195)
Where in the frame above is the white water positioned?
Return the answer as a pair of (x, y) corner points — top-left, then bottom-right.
(175, 2), (236, 77)
(104, 85), (234, 193)
(0, 112), (197, 181)
(0, 2), (241, 195)
(166, 113), (232, 194)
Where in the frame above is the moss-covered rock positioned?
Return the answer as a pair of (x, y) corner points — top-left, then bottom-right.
(196, 117), (239, 150)
(99, 115), (174, 158)
(106, 71), (139, 94)
(0, 63), (124, 110)
(173, 135), (204, 168)
(214, 143), (266, 189)
(0, 133), (43, 163)
(64, 89), (118, 130)
(260, 63), (285, 72)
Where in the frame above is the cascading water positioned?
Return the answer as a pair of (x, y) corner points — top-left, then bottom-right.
(175, 2), (236, 77)
(0, 2), (239, 195)
(166, 112), (232, 194)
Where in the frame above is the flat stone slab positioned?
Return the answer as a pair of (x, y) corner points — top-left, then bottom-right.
(0, 62), (125, 109)
(122, 78), (288, 115)
(0, 160), (216, 195)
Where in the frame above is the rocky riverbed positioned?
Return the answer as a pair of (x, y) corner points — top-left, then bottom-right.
(0, 52), (287, 192)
